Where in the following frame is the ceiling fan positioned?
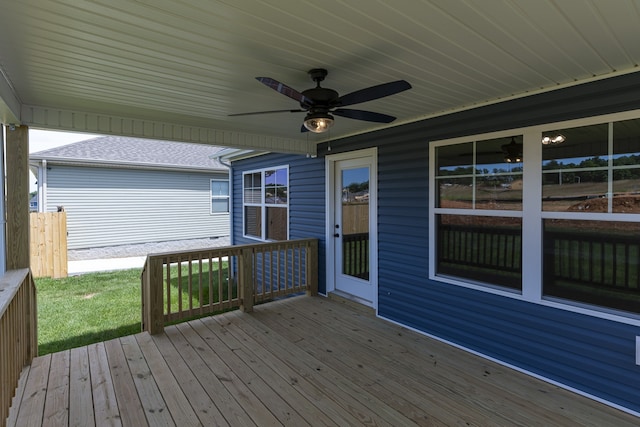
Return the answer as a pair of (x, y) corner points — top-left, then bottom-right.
(229, 68), (411, 133)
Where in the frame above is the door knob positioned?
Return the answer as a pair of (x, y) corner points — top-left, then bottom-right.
(334, 233), (340, 237)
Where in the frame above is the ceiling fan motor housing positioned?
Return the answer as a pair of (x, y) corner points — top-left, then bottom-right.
(301, 68), (339, 110)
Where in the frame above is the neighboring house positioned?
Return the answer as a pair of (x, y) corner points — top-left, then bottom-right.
(223, 73), (640, 414)
(30, 136), (230, 249)
(28, 194), (37, 212)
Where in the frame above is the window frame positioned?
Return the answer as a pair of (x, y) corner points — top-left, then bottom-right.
(242, 165), (289, 241)
(210, 178), (230, 214)
(429, 109), (640, 326)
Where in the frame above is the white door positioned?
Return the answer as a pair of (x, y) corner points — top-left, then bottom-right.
(328, 150), (377, 306)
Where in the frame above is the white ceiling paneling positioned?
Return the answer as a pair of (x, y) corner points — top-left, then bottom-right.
(1, 0), (640, 152)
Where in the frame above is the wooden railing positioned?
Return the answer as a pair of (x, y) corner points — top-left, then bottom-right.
(0, 269), (38, 426)
(437, 224), (522, 289)
(544, 229), (640, 312)
(141, 239), (318, 334)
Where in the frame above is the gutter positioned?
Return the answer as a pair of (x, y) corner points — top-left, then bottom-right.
(0, 128), (5, 275)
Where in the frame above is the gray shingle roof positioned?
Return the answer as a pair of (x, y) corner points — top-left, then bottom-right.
(30, 136), (227, 170)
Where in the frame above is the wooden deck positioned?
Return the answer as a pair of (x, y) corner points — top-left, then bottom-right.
(7, 295), (639, 426)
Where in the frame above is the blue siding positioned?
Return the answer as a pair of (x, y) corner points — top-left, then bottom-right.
(231, 153), (326, 294)
(232, 73), (640, 414)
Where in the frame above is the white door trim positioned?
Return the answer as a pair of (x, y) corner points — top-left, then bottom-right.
(325, 147), (378, 310)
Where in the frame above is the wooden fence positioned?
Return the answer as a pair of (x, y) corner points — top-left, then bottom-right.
(0, 269), (38, 426)
(29, 212), (67, 278)
(342, 203), (368, 234)
(141, 239), (318, 334)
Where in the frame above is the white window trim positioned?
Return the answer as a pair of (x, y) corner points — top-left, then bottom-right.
(429, 109), (640, 326)
(242, 165), (289, 242)
(210, 178), (230, 215)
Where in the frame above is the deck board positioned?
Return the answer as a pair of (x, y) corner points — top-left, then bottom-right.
(42, 350), (70, 426)
(103, 338), (147, 427)
(87, 342), (121, 426)
(69, 346), (93, 427)
(7, 295), (640, 427)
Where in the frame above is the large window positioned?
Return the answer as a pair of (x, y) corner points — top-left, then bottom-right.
(243, 166), (288, 241)
(431, 115), (640, 317)
(434, 136), (524, 291)
(210, 179), (229, 214)
(541, 120), (640, 313)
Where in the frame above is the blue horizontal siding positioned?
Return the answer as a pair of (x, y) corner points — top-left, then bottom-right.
(231, 153), (326, 294)
(321, 73), (640, 413)
(233, 72), (640, 414)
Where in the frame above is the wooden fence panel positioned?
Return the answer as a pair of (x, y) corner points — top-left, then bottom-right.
(342, 203), (368, 234)
(29, 212), (68, 278)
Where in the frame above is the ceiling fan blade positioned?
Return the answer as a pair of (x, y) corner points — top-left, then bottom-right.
(333, 108), (396, 123)
(229, 109), (304, 117)
(256, 77), (313, 106)
(338, 80), (411, 107)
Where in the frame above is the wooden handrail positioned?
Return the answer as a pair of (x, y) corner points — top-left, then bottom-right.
(141, 238), (319, 334)
(0, 269), (38, 426)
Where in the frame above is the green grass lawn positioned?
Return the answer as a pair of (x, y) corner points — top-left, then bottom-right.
(36, 261), (234, 355)
(36, 269), (142, 355)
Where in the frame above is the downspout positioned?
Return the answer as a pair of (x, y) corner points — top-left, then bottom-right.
(38, 159), (47, 212)
(216, 156), (234, 246)
(0, 127), (6, 275)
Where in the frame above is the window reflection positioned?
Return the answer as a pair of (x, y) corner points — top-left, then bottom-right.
(437, 214), (522, 290)
(542, 120), (640, 213)
(543, 219), (640, 314)
(435, 137), (523, 210)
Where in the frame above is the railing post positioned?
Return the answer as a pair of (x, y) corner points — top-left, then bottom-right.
(27, 270), (38, 359)
(239, 247), (254, 312)
(142, 257), (164, 334)
(306, 239), (318, 296)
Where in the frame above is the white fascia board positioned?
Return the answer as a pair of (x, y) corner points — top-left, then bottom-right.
(0, 68), (20, 125)
(28, 156), (228, 174)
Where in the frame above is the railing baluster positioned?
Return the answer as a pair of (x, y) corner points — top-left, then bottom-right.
(176, 255), (182, 313)
(188, 256), (194, 316)
(166, 261), (171, 317)
(208, 255), (214, 309)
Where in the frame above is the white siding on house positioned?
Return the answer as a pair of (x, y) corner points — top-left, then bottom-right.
(44, 165), (229, 249)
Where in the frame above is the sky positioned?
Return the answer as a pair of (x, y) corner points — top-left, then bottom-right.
(28, 129), (101, 191)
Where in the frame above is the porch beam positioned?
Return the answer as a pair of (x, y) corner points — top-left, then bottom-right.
(20, 105), (318, 156)
(0, 72), (21, 124)
(6, 125), (29, 269)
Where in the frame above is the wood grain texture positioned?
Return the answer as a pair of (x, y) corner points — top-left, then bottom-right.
(8, 296), (640, 426)
(6, 125), (30, 270)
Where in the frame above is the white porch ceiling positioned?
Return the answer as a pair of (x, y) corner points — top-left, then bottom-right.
(1, 0), (639, 154)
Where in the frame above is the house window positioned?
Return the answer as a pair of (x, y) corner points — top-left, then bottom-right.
(434, 136), (524, 291)
(541, 119), (640, 313)
(210, 179), (230, 213)
(431, 115), (640, 317)
(243, 166), (288, 241)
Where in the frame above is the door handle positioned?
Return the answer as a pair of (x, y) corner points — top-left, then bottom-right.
(334, 233), (340, 238)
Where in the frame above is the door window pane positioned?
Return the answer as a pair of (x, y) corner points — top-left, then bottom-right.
(341, 167), (369, 280)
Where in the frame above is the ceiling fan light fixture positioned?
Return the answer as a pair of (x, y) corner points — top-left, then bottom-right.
(541, 134), (566, 145)
(303, 112), (334, 133)
(502, 136), (523, 163)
